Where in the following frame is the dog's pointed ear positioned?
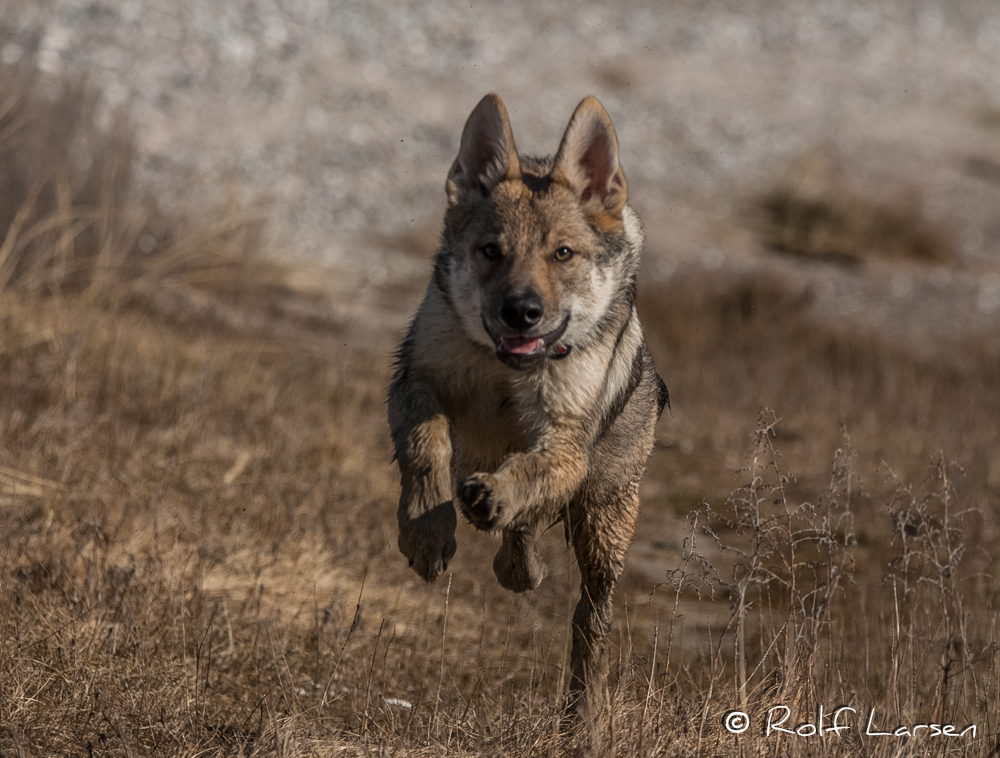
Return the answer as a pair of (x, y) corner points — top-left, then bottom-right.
(552, 97), (627, 216)
(446, 94), (521, 206)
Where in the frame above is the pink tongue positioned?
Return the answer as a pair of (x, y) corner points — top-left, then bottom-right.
(502, 337), (545, 355)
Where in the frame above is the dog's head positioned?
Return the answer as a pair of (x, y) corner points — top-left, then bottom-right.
(439, 94), (642, 371)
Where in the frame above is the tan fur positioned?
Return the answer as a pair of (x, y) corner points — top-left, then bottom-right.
(388, 94), (668, 711)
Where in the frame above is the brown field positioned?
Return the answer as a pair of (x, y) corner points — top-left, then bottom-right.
(2, 65), (999, 757)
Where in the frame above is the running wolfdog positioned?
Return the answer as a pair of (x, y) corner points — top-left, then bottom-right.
(388, 94), (668, 707)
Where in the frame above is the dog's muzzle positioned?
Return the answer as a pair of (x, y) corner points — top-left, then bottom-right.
(489, 315), (571, 370)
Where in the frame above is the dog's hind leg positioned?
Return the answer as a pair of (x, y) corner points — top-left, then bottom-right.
(493, 523), (548, 593)
(565, 481), (641, 713)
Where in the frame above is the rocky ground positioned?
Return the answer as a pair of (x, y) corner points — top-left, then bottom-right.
(4, 1), (1000, 324)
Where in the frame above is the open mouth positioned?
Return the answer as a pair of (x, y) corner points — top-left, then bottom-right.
(492, 316), (570, 368)
(499, 335), (546, 355)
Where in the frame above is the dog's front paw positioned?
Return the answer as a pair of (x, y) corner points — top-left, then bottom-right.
(398, 502), (457, 582)
(457, 473), (512, 531)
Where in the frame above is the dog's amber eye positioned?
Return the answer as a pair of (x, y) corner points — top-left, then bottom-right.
(554, 246), (575, 262)
(481, 243), (502, 260)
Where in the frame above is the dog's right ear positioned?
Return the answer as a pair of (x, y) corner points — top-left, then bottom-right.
(446, 94), (521, 206)
(552, 97), (627, 219)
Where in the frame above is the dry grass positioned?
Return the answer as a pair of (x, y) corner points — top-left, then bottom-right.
(639, 264), (1000, 496)
(1, 63), (998, 756)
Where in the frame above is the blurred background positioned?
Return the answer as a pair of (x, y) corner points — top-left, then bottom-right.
(4, 0), (1000, 267)
(2, 1), (1000, 752)
(5, 0), (998, 428)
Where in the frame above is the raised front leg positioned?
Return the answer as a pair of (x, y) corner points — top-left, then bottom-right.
(566, 480), (641, 712)
(493, 523), (548, 593)
(388, 376), (457, 582)
(456, 424), (588, 532)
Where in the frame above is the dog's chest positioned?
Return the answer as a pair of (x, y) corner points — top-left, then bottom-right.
(439, 370), (544, 474)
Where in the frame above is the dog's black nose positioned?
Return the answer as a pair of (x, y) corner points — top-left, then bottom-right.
(500, 291), (544, 330)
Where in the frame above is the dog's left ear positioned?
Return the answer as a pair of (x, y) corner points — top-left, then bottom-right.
(553, 97), (627, 216)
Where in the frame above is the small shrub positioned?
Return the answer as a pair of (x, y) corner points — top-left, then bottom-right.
(757, 148), (953, 264)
